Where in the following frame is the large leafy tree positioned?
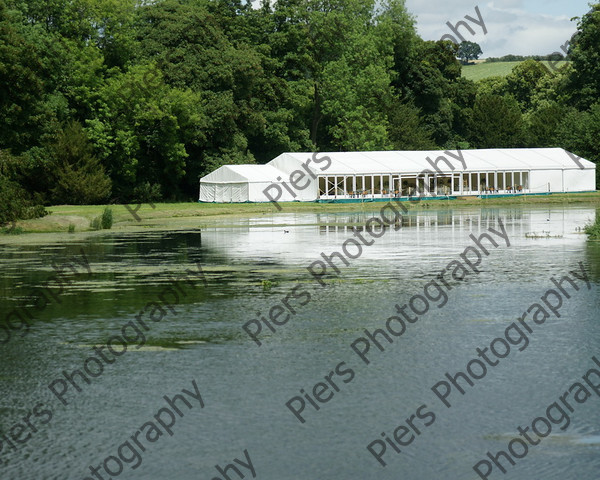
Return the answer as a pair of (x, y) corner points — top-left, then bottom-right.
(457, 41), (482, 64)
(0, 2), (59, 152)
(556, 103), (600, 184)
(469, 94), (526, 148)
(86, 63), (208, 199)
(395, 39), (463, 145)
(526, 102), (572, 147)
(48, 121), (112, 204)
(133, 0), (310, 172)
(566, 4), (600, 109)
(505, 59), (550, 111)
(269, 0), (416, 150)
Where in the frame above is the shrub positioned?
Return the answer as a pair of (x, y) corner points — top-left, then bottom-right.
(90, 207), (113, 230)
(101, 207), (113, 229)
(90, 216), (102, 230)
(0, 176), (47, 226)
(1, 223), (23, 234)
(584, 212), (600, 239)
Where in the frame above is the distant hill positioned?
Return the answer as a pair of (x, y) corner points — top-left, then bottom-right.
(462, 61), (570, 81)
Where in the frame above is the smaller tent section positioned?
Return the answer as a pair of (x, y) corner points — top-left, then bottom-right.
(199, 164), (296, 203)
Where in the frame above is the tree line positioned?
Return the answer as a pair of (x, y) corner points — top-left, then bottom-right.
(1, 0), (599, 223)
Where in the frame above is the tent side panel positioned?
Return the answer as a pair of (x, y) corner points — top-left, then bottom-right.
(217, 185), (228, 202)
(248, 182), (297, 202)
(218, 183), (247, 202)
(199, 182), (216, 202)
(563, 168), (596, 192)
(231, 183), (245, 202)
(293, 178), (319, 201)
(529, 170), (564, 193)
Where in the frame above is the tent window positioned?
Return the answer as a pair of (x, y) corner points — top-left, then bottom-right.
(438, 176), (451, 195)
(382, 175), (390, 193)
(498, 172), (505, 190)
(401, 177), (416, 196)
(453, 174), (461, 192)
(417, 176), (425, 195)
(319, 177), (326, 196)
(374, 175), (382, 194)
(356, 176), (363, 192)
(522, 172), (529, 189)
(326, 177), (335, 195)
(336, 177), (344, 196)
(514, 172), (521, 188)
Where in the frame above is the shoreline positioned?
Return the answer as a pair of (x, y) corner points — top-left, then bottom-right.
(2, 192), (599, 240)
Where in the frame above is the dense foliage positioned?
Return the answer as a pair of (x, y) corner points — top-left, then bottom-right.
(0, 0), (598, 211)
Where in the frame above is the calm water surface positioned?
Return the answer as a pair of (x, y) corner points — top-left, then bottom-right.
(1, 204), (599, 480)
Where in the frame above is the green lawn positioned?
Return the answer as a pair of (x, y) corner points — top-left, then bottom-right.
(461, 61), (570, 82)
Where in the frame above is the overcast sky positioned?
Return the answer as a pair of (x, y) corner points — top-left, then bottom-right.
(406, 0), (593, 57)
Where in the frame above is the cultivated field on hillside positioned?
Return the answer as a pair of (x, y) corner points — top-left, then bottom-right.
(462, 60), (570, 81)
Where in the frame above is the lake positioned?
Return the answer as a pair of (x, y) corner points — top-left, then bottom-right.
(1, 203), (599, 480)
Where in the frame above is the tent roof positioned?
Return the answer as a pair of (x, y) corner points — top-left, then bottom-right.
(270, 148), (595, 175)
(201, 164), (286, 183)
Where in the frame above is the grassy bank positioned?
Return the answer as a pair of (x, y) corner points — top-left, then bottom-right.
(3, 192), (599, 236)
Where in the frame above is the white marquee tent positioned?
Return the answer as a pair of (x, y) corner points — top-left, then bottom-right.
(199, 164), (299, 203)
(199, 148), (596, 203)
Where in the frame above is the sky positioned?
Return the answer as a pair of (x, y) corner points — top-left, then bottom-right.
(406, 0), (594, 57)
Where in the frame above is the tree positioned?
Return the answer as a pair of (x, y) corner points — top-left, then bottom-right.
(0, 2), (56, 152)
(48, 121), (111, 204)
(133, 0), (311, 173)
(394, 39), (463, 145)
(269, 0), (414, 150)
(566, 4), (600, 109)
(457, 41), (482, 64)
(447, 77), (477, 144)
(556, 103), (600, 185)
(387, 101), (437, 149)
(525, 102), (570, 147)
(469, 94), (526, 148)
(86, 62), (221, 199)
(0, 150), (46, 224)
(505, 60), (550, 111)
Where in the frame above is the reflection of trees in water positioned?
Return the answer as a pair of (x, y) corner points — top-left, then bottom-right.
(0, 232), (208, 334)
